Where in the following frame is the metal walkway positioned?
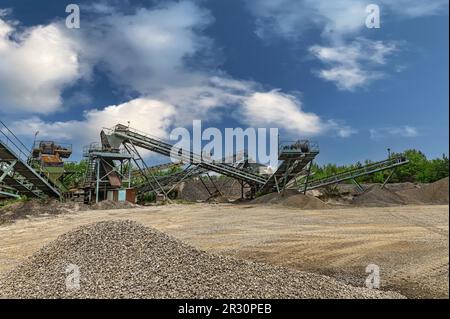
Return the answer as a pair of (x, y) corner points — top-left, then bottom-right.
(0, 121), (61, 198)
(295, 155), (410, 192)
(107, 124), (267, 186)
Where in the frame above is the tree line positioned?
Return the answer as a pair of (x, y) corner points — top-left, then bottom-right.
(310, 149), (449, 184)
(62, 149), (449, 189)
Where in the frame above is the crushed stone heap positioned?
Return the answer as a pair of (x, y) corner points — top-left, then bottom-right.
(0, 220), (404, 299)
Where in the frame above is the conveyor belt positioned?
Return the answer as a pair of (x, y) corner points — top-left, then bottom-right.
(0, 121), (61, 198)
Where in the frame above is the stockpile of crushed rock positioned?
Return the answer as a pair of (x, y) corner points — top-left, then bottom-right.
(179, 178), (243, 202)
(397, 177), (449, 205)
(352, 185), (406, 207)
(0, 220), (404, 299)
(251, 191), (329, 209)
(352, 177), (449, 207)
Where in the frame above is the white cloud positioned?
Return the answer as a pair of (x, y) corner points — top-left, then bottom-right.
(309, 39), (397, 90)
(0, 17), (85, 113)
(2, 1), (355, 146)
(247, 0), (448, 41)
(381, 0), (448, 17)
(241, 90), (323, 136)
(247, 0), (446, 90)
(369, 125), (419, 140)
(247, 0), (370, 41)
(79, 1), (214, 94)
(240, 90), (356, 137)
(10, 98), (175, 153)
(0, 1), (213, 114)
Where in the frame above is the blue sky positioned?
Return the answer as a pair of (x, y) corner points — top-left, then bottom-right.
(0, 0), (448, 165)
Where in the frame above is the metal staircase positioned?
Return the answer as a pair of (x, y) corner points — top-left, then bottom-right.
(0, 120), (61, 198)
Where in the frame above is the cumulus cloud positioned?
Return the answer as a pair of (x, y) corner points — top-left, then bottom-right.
(247, 0), (448, 41)
(369, 125), (419, 140)
(79, 1), (214, 93)
(309, 39), (397, 90)
(241, 90), (323, 136)
(9, 98), (176, 153)
(246, 0), (447, 90)
(240, 90), (356, 137)
(0, 1), (213, 114)
(381, 0), (448, 17)
(2, 1), (354, 148)
(0, 17), (85, 113)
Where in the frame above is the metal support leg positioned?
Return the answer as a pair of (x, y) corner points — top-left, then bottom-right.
(95, 158), (100, 203)
(0, 160), (17, 183)
(128, 158), (132, 188)
(199, 176), (213, 196)
(352, 178), (365, 193)
(166, 164), (196, 194)
(280, 160), (292, 192)
(303, 160), (313, 195)
(381, 169), (395, 189)
(206, 172), (223, 197)
(274, 175), (280, 193)
(124, 142), (172, 203)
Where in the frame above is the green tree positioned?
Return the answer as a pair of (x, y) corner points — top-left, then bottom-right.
(63, 160), (88, 188)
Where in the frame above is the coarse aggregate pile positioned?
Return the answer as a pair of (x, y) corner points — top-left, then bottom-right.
(0, 220), (405, 299)
(250, 191), (329, 209)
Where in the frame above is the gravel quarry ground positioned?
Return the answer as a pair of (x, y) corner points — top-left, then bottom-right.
(0, 220), (403, 299)
(0, 203), (447, 299)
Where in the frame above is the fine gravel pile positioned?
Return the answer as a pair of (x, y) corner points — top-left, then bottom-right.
(0, 220), (404, 299)
(397, 177), (449, 205)
(352, 185), (406, 207)
(179, 178), (243, 202)
(251, 191), (329, 209)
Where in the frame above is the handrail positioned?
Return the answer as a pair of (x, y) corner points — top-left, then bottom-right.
(0, 120), (31, 162)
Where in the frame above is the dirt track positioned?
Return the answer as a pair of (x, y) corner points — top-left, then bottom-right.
(0, 203), (448, 298)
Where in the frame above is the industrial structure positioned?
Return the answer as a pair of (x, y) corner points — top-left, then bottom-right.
(0, 121), (63, 199)
(0, 120), (410, 203)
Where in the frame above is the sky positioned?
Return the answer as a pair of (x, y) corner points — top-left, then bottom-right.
(0, 0), (448, 166)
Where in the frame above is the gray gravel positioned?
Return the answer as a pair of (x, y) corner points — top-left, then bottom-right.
(0, 220), (405, 299)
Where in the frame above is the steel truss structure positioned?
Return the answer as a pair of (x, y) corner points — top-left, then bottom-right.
(83, 143), (133, 203)
(0, 121), (61, 199)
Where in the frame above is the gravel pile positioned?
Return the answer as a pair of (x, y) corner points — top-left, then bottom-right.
(0, 220), (404, 299)
(179, 178), (243, 202)
(397, 177), (449, 205)
(252, 191), (329, 209)
(352, 185), (406, 207)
